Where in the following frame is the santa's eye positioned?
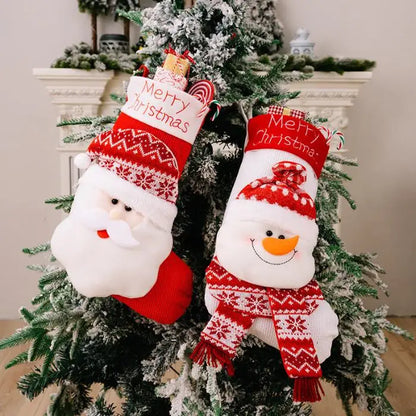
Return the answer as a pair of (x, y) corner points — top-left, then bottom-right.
(266, 230), (273, 237)
(111, 198), (119, 205)
(278, 235), (285, 239)
(124, 206), (132, 212)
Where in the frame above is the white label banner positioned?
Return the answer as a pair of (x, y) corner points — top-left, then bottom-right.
(121, 76), (208, 145)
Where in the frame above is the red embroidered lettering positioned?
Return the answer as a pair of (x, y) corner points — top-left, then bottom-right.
(148, 105), (156, 117)
(154, 88), (164, 99)
(162, 113), (174, 125)
(141, 80), (154, 95)
(181, 121), (189, 133)
(177, 101), (190, 115)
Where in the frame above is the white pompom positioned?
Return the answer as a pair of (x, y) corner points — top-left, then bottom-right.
(74, 153), (92, 170)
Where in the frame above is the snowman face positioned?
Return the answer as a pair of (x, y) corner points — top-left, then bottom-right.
(215, 218), (317, 289)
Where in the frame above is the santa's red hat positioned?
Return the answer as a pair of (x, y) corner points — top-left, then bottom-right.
(113, 75), (215, 176)
(74, 129), (180, 232)
(227, 161), (318, 241)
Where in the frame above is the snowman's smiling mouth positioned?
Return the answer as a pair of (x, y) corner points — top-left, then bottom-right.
(250, 239), (297, 266)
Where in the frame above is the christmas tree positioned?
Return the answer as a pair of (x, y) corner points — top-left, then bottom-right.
(0, 1), (411, 415)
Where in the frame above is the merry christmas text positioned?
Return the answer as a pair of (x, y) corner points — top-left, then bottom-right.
(254, 115), (323, 158)
(127, 80), (191, 133)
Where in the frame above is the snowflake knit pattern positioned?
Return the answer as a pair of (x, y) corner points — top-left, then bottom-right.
(88, 129), (179, 204)
(191, 257), (325, 402)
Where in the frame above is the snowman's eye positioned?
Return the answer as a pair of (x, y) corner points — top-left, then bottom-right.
(124, 206), (132, 212)
(278, 235), (285, 239)
(111, 198), (119, 205)
(266, 230), (273, 237)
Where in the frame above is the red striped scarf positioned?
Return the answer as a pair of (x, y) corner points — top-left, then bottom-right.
(191, 257), (325, 402)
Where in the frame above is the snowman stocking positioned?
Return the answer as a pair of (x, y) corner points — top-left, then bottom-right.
(191, 107), (340, 402)
(51, 49), (215, 324)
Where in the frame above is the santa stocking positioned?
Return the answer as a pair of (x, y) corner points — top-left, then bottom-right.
(191, 107), (340, 402)
(51, 49), (215, 324)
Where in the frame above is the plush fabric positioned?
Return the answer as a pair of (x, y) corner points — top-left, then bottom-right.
(119, 76), (211, 145)
(51, 55), (214, 324)
(246, 111), (329, 177)
(191, 257), (325, 402)
(113, 251), (193, 324)
(192, 106), (339, 402)
(51, 180), (173, 298)
(80, 163), (177, 233)
(204, 289), (339, 363)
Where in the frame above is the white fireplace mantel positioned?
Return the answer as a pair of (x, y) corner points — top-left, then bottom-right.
(33, 68), (372, 195)
(287, 71), (373, 131)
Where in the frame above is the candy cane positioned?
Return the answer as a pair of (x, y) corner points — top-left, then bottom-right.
(317, 126), (333, 146)
(188, 80), (216, 117)
(332, 130), (345, 150)
(210, 100), (221, 121)
(317, 126), (345, 150)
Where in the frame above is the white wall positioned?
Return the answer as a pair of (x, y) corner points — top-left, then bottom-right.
(279, 0), (416, 315)
(0, 0), (139, 318)
(0, 0), (415, 317)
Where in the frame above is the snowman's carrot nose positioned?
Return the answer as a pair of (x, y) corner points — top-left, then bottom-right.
(262, 236), (299, 256)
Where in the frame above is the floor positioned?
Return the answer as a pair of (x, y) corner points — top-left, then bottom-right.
(0, 318), (414, 416)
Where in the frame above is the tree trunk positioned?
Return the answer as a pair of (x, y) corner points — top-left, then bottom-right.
(91, 13), (98, 53)
(123, 18), (130, 48)
(184, 0), (195, 8)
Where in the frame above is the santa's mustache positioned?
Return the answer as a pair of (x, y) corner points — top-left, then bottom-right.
(75, 208), (140, 248)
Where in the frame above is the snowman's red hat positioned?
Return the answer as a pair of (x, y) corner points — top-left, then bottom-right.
(226, 161), (318, 241)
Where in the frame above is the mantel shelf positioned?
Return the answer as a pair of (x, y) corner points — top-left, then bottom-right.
(34, 68), (372, 195)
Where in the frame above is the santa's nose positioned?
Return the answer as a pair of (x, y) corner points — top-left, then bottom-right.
(109, 206), (125, 221)
(262, 235), (299, 256)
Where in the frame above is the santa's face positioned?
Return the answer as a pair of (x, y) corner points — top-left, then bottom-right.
(51, 181), (172, 298)
(215, 218), (317, 289)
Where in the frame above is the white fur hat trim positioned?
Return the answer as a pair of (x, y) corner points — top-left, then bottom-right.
(79, 165), (177, 232)
(225, 199), (318, 242)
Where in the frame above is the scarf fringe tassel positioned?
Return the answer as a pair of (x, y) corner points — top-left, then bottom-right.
(190, 340), (235, 376)
(293, 377), (324, 403)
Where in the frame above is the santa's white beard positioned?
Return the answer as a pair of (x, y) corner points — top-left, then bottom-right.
(215, 220), (316, 289)
(51, 213), (172, 298)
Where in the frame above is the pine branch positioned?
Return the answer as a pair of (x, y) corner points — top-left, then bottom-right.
(38, 269), (67, 290)
(118, 9), (142, 25)
(27, 333), (51, 362)
(19, 307), (35, 323)
(0, 327), (47, 351)
(109, 93), (126, 105)
(57, 117), (98, 127)
(22, 243), (51, 256)
(63, 131), (97, 144)
(327, 153), (358, 167)
(88, 394), (117, 416)
(45, 195), (74, 213)
(5, 351), (29, 369)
